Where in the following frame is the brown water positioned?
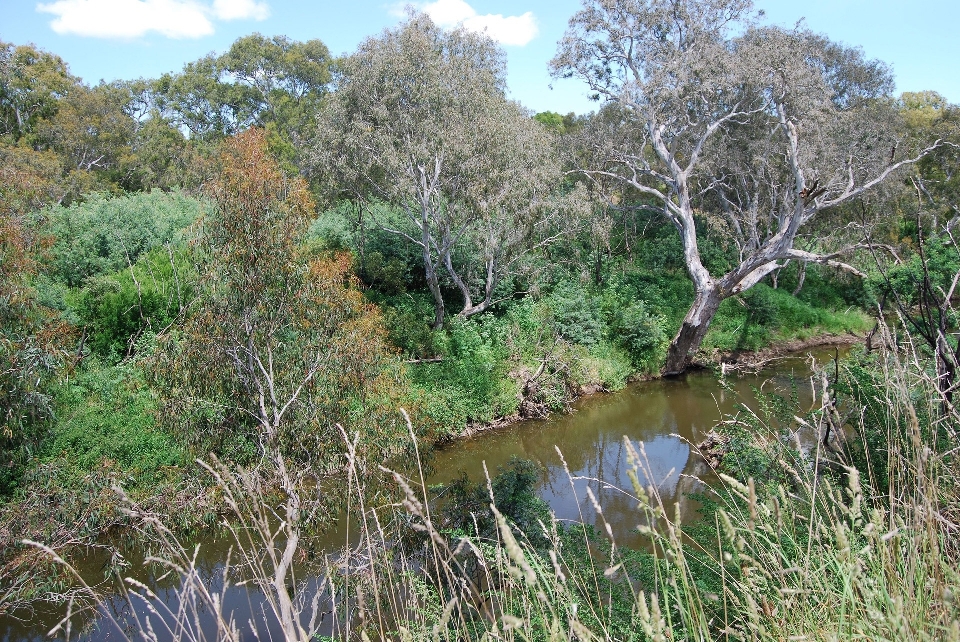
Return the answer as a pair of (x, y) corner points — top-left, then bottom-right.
(0, 349), (836, 641)
(427, 351), (827, 547)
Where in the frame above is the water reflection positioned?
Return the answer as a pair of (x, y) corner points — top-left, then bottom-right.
(429, 350), (834, 548)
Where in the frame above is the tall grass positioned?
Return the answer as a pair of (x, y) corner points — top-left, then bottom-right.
(31, 322), (960, 641)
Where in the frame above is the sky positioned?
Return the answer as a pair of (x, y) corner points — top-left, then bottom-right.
(1, 0), (957, 115)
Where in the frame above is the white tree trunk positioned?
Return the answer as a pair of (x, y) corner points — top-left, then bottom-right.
(663, 284), (725, 375)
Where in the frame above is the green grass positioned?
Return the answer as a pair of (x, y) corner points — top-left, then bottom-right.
(703, 283), (871, 353)
(400, 273), (871, 439)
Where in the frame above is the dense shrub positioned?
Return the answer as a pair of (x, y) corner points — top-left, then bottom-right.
(0, 206), (67, 495)
(548, 280), (603, 346)
(0, 331), (60, 496)
(360, 250), (409, 295)
(43, 357), (182, 479)
(742, 284), (779, 327)
(383, 302), (436, 358)
(411, 316), (517, 429)
(71, 246), (195, 361)
(46, 190), (201, 287)
(612, 301), (668, 371)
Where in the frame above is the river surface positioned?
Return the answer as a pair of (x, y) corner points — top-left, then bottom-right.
(1, 348), (839, 641)
(429, 349), (831, 547)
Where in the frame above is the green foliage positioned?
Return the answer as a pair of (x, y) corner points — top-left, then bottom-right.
(0, 41), (77, 144)
(305, 204), (354, 251)
(548, 280), (603, 346)
(121, 103), (192, 192)
(533, 110), (585, 135)
(829, 345), (949, 499)
(597, 254), (693, 328)
(583, 340), (634, 390)
(714, 381), (800, 488)
(360, 251), (409, 295)
(612, 300), (668, 371)
(437, 458), (550, 545)
(6, 21), (952, 633)
(70, 246), (194, 361)
(46, 189), (201, 287)
(533, 110), (565, 134)
(383, 301), (436, 359)
(426, 459), (657, 639)
(153, 131), (409, 473)
(43, 357), (182, 479)
(703, 283), (870, 352)
(313, 16), (570, 324)
(36, 83), (134, 183)
(792, 264), (873, 310)
(901, 91), (950, 130)
(0, 175), (66, 496)
(556, 524), (659, 637)
(720, 419), (781, 484)
(154, 33), (330, 145)
(396, 244), (870, 435)
(742, 285), (779, 327)
(411, 315), (516, 431)
(873, 234), (960, 309)
(832, 354), (893, 493)
(0, 331), (59, 496)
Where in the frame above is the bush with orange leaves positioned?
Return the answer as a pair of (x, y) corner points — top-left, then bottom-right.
(152, 129), (412, 495)
(0, 145), (73, 494)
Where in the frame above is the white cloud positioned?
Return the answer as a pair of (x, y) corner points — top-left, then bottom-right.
(36, 0), (270, 40)
(417, 0), (539, 47)
(418, 0), (473, 24)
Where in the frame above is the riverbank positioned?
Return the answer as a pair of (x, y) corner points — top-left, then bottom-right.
(454, 329), (866, 441)
(9, 324), (923, 642)
(0, 293), (871, 620)
(0, 325), (874, 639)
(713, 331), (864, 371)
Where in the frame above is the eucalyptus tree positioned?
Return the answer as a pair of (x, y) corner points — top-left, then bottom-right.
(0, 41), (76, 144)
(553, 0), (943, 374)
(154, 34), (331, 144)
(37, 82), (134, 174)
(153, 129), (404, 475)
(148, 133), (408, 642)
(312, 15), (579, 328)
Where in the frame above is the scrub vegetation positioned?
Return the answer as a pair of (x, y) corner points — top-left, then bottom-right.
(0, 0), (958, 639)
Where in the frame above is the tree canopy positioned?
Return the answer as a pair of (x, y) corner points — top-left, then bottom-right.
(552, 0), (943, 373)
(153, 129), (405, 473)
(313, 15), (581, 327)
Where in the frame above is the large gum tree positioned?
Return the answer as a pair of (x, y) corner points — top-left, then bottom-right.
(312, 15), (577, 329)
(552, 0), (943, 374)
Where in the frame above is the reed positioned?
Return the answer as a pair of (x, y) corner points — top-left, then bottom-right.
(31, 320), (960, 641)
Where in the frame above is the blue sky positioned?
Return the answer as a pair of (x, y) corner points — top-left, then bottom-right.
(2, 0), (957, 115)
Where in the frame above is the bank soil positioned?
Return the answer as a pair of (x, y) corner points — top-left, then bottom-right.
(711, 331), (863, 372)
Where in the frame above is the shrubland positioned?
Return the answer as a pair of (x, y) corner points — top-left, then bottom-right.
(322, 206), (871, 436)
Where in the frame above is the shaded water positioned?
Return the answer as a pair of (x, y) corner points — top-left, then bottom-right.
(1, 348), (840, 640)
(428, 349), (831, 548)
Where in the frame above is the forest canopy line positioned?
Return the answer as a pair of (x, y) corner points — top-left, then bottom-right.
(0, 0), (958, 635)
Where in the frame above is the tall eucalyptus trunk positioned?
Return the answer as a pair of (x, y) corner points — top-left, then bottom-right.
(663, 285), (725, 375)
